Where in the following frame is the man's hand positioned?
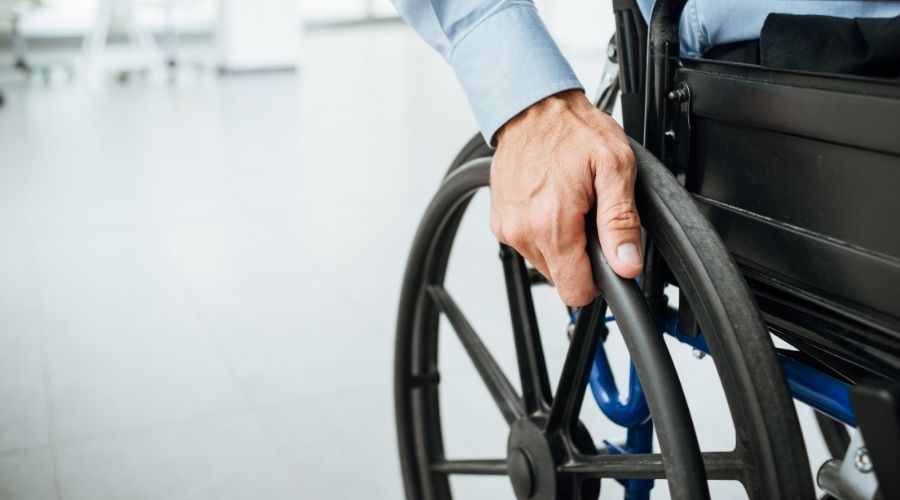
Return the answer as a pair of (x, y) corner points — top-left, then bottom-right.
(490, 89), (642, 306)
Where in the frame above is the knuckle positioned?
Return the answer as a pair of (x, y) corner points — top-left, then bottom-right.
(615, 145), (636, 168)
(596, 144), (636, 174)
(601, 203), (641, 231)
(506, 228), (530, 250)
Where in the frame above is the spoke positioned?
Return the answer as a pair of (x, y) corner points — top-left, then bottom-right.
(546, 297), (607, 434)
(426, 285), (525, 424)
(431, 459), (508, 476)
(500, 245), (553, 414)
(559, 451), (745, 481)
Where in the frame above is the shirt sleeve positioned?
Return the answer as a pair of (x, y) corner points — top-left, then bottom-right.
(392, 0), (584, 144)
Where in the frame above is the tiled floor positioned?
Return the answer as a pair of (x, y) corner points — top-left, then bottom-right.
(0, 22), (833, 500)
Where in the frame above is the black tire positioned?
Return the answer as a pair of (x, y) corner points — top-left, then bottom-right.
(395, 134), (814, 499)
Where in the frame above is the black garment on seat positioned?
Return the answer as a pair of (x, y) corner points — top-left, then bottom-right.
(702, 14), (900, 78)
(703, 40), (761, 65)
(759, 14), (900, 78)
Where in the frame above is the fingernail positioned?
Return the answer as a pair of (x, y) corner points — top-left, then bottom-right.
(617, 243), (642, 267)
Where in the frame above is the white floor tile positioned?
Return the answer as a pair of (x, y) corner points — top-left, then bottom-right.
(36, 233), (247, 441)
(56, 415), (298, 500)
(259, 388), (402, 500)
(0, 242), (40, 321)
(0, 449), (58, 500)
(0, 318), (50, 452)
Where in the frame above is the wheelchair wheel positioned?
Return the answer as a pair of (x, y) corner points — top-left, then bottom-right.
(395, 135), (815, 499)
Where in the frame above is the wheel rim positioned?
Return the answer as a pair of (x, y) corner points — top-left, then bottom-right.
(395, 141), (814, 500)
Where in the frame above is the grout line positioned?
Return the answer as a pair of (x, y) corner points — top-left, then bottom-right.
(40, 381), (388, 452)
(0, 443), (52, 459)
(149, 222), (309, 488)
(49, 407), (252, 450)
(148, 220), (289, 466)
(148, 218), (396, 483)
(151, 226), (258, 414)
(39, 359), (63, 500)
(33, 249), (65, 500)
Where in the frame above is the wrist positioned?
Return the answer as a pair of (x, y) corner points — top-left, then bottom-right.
(496, 89), (590, 146)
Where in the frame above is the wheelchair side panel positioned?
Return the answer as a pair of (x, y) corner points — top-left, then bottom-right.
(671, 62), (900, 380)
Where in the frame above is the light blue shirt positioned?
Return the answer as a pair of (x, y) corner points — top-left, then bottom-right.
(393, 0), (900, 144)
(636, 0), (900, 58)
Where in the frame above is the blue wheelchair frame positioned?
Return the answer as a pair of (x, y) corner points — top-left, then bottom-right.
(586, 307), (854, 499)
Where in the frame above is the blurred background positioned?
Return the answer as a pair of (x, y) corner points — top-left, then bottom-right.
(0, 1), (830, 499)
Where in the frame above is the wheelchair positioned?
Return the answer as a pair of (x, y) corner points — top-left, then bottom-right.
(394, 1), (900, 498)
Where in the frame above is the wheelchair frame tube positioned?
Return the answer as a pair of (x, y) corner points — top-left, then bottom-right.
(588, 309), (857, 431)
(589, 349), (651, 427)
(655, 307), (857, 427)
(642, 0), (687, 162)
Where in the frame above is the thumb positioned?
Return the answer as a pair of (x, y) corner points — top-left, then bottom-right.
(594, 155), (643, 279)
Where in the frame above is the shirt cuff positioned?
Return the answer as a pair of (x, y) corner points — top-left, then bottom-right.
(448, 3), (584, 145)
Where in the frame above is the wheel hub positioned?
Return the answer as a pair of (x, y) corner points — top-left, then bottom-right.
(508, 448), (535, 498)
(507, 418), (557, 500)
(506, 417), (600, 500)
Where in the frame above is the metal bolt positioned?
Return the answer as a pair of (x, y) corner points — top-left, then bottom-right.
(692, 349), (706, 359)
(853, 447), (873, 473)
(667, 83), (690, 103)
